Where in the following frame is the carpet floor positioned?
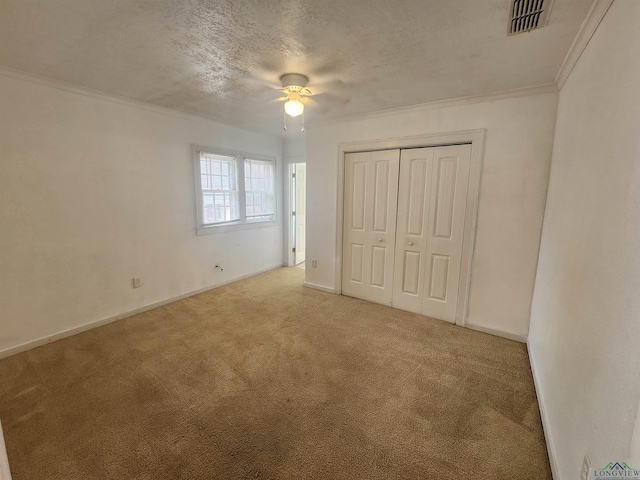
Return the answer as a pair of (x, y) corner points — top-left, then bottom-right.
(0, 267), (551, 479)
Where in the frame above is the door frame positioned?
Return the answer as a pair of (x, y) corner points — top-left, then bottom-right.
(285, 162), (306, 267)
(285, 163), (296, 267)
(335, 129), (486, 327)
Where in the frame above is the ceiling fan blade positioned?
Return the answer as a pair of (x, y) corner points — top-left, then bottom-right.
(313, 91), (352, 106)
(236, 74), (281, 93)
(307, 58), (351, 80)
(309, 80), (349, 95)
(303, 94), (350, 115)
(308, 79), (348, 96)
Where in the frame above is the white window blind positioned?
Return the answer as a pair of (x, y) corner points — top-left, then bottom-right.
(199, 153), (239, 225)
(194, 146), (277, 234)
(245, 159), (275, 222)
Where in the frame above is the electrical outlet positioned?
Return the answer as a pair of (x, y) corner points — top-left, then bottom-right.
(311, 259), (317, 268)
(132, 277), (142, 288)
(581, 455), (591, 480)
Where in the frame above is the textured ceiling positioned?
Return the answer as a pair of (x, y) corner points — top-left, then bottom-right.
(0, 0), (593, 137)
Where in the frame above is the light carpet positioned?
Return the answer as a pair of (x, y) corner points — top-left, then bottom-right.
(0, 267), (551, 479)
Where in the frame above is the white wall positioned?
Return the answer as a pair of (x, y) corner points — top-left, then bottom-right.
(305, 91), (558, 338)
(284, 136), (306, 162)
(0, 420), (10, 480)
(631, 412), (640, 467)
(0, 71), (284, 356)
(529, 1), (640, 478)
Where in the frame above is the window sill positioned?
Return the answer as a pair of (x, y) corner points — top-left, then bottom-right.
(196, 220), (278, 236)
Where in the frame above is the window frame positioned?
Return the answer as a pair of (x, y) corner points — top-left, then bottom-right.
(199, 152), (240, 226)
(193, 145), (278, 235)
(244, 158), (277, 223)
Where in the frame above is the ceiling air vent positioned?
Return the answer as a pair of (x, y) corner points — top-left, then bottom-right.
(508, 0), (552, 35)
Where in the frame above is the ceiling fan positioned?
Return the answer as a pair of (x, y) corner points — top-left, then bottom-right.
(278, 73), (311, 132)
(276, 73), (350, 132)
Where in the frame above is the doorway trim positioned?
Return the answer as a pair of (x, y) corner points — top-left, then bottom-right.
(285, 162), (306, 267)
(334, 129), (486, 327)
(285, 163), (296, 267)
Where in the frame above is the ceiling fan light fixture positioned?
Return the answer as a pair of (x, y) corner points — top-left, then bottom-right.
(279, 74), (310, 130)
(284, 91), (304, 117)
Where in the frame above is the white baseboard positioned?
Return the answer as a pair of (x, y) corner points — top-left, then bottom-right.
(0, 264), (283, 360)
(464, 322), (528, 343)
(303, 282), (336, 294)
(0, 420), (11, 480)
(528, 339), (560, 480)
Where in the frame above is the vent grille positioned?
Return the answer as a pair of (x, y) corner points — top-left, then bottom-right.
(509, 0), (552, 35)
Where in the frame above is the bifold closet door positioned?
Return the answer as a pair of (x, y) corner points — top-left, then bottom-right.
(392, 145), (471, 323)
(391, 148), (434, 314)
(342, 150), (400, 305)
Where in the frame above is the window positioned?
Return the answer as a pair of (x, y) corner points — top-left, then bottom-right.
(194, 146), (277, 234)
(245, 159), (275, 222)
(200, 153), (239, 224)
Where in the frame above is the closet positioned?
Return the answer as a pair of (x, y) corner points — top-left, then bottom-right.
(341, 144), (471, 323)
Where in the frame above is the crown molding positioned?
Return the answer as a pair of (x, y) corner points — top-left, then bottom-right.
(306, 83), (558, 129)
(0, 65), (281, 139)
(1, 0), (615, 135)
(0, 65), (560, 137)
(555, 0), (614, 89)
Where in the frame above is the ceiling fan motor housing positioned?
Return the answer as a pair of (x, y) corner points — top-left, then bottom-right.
(280, 73), (309, 90)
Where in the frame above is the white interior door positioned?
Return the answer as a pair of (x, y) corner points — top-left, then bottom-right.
(391, 148), (434, 314)
(392, 145), (471, 322)
(295, 164), (306, 265)
(342, 150), (400, 305)
(343, 144), (470, 322)
(421, 145), (471, 322)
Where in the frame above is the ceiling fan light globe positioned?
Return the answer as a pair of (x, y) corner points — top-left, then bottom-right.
(284, 99), (304, 117)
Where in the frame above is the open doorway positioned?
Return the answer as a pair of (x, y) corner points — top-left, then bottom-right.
(290, 163), (306, 268)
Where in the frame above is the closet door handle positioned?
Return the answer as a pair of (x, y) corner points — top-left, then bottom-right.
(408, 242), (414, 246)
(377, 238), (383, 242)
